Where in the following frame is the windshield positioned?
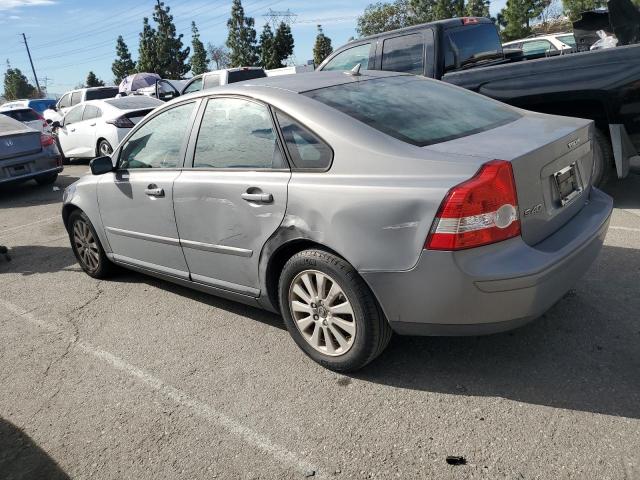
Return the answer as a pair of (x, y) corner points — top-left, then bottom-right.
(445, 24), (503, 72)
(85, 87), (119, 100)
(304, 76), (520, 147)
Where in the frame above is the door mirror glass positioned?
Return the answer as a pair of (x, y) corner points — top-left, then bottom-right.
(90, 156), (114, 175)
(51, 120), (61, 129)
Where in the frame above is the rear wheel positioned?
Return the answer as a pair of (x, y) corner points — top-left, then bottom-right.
(68, 210), (113, 279)
(592, 129), (614, 188)
(279, 249), (392, 372)
(97, 139), (113, 157)
(35, 173), (58, 185)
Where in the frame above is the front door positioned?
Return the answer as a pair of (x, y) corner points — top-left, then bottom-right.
(97, 101), (199, 278)
(57, 104), (86, 157)
(173, 97), (290, 295)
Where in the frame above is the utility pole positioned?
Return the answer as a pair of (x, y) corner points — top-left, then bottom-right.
(21, 33), (42, 97)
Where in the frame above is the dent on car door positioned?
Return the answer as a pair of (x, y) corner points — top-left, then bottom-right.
(96, 101), (199, 278)
(173, 97), (291, 295)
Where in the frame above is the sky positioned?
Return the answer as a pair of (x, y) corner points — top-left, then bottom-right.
(0, 0), (507, 97)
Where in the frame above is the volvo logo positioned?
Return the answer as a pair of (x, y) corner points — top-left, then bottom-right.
(4, 139), (14, 148)
(567, 138), (580, 149)
(523, 204), (543, 217)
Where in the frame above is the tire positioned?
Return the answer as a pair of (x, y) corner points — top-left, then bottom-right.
(68, 210), (113, 279)
(97, 139), (113, 157)
(278, 249), (392, 372)
(54, 136), (69, 165)
(591, 129), (614, 188)
(35, 173), (58, 185)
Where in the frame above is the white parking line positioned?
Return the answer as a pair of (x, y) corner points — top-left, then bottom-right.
(609, 226), (640, 233)
(0, 216), (60, 238)
(0, 298), (321, 478)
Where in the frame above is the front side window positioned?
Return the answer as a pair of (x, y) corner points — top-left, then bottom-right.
(82, 105), (101, 121)
(522, 39), (557, 55)
(193, 97), (284, 169)
(119, 102), (195, 169)
(70, 91), (82, 106)
(183, 77), (203, 94)
(556, 34), (576, 47)
(305, 76), (520, 147)
(276, 111), (332, 170)
(322, 43), (371, 71)
(64, 105), (84, 125)
(381, 33), (424, 75)
(58, 94), (71, 109)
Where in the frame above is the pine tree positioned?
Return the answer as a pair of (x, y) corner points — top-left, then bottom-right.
(190, 21), (208, 75)
(273, 22), (294, 68)
(226, 0), (258, 67)
(3, 62), (37, 100)
(432, 0), (464, 19)
(258, 24), (279, 69)
(562, 0), (605, 21)
(153, 1), (190, 78)
(500, 0), (547, 40)
(86, 71), (105, 87)
(137, 17), (158, 73)
(465, 0), (491, 16)
(358, 0), (415, 36)
(112, 36), (136, 83)
(313, 25), (333, 67)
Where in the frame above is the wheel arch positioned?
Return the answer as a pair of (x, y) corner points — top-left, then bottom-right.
(96, 137), (110, 156)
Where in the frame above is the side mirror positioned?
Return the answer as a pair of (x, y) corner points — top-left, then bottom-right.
(46, 118), (53, 125)
(90, 156), (114, 175)
(51, 120), (61, 129)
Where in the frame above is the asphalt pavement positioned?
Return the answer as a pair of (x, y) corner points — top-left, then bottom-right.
(1, 164), (639, 479)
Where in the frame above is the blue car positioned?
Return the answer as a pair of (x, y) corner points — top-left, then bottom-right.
(1, 98), (57, 115)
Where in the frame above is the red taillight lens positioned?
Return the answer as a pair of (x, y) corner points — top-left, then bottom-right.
(462, 17), (480, 25)
(41, 134), (55, 147)
(426, 160), (520, 251)
(107, 116), (134, 128)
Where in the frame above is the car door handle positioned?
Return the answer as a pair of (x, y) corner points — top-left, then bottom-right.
(241, 192), (273, 203)
(144, 185), (165, 197)
(70, 128), (76, 132)
(89, 123), (96, 127)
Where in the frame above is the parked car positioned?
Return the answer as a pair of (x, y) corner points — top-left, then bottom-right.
(155, 67), (267, 100)
(54, 86), (119, 116)
(53, 96), (163, 162)
(1, 98), (57, 115)
(62, 71), (612, 372)
(0, 114), (62, 186)
(0, 106), (48, 132)
(502, 33), (576, 59)
(318, 17), (640, 186)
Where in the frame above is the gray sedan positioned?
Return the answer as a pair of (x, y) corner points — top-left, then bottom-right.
(61, 71), (613, 371)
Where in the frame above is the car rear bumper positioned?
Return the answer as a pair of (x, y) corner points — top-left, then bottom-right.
(0, 150), (62, 184)
(361, 188), (613, 336)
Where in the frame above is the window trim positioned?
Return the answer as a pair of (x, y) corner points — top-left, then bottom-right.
(114, 99), (201, 171)
(183, 94), (291, 173)
(380, 32), (426, 76)
(272, 108), (334, 173)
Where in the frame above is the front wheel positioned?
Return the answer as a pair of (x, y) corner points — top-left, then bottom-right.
(97, 139), (113, 157)
(279, 249), (392, 372)
(68, 210), (113, 279)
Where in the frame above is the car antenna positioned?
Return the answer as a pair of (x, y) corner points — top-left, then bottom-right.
(345, 63), (362, 76)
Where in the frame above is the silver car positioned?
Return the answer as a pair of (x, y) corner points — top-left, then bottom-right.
(62, 71), (613, 371)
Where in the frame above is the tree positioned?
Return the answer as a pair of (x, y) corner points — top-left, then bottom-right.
(258, 24), (279, 69)
(3, 62), (37, 100)
(357, 0), (415, 37)
(112, 35), (136, 83)
(190, 21), (208, 75)
(313, 25), (334, 66)
(499, 0), (547, 40)
(465, 0), (491, 16)
(207, 43), (230, 70)
(137, 17), (158, 73)
(153, 1), (190, 77)
(273, 22), (294, 67)
(226, 0), (258, 67)
(86, 71), (105, 87)
(562, 0), (604, 21)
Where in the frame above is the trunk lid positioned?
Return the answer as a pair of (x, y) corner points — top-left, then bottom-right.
(424, 113), (594, 246)
(0, 115), (41, 161)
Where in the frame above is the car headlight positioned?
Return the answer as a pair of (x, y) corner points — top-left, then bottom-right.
(63, 182), (77, 203)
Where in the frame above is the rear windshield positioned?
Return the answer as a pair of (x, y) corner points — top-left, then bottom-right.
(85, 87), (119, 100)
(28, 100), (56, 114)
(227, 69), (266, 83)
(1, 109), (40, 122)
(304, 76), (520, 147)
(104, 96), (163, 109)
(444, 23), (503, 72)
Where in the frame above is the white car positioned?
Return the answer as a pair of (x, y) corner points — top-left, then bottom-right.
(54, 86), (119, 117)
(55, 96), (163, 161)
(0, 106), (47, 132)
(502, 33), (576, 57)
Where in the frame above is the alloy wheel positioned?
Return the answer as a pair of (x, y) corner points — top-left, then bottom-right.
(288, 270), (357, 356)
(99, 141), (112, 156)
(73, 219), (100, 271)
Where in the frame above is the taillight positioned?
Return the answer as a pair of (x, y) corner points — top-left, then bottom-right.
(107, 116), (134, 128)
(426, 160), (520, 251)
(41, 134), (55, 147)
(462, 17), (480, 25)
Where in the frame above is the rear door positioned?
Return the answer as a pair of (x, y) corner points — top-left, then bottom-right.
(97, 101), (199, 277)
(173, 96), (290, 295)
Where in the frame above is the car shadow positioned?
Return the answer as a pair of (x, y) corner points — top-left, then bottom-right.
(603, 172), (640, 209)
(0, 417), (70, 480)
(0, 171), (80, 210)
(353, 244), (640, 419)
(0, 246), (77, 276)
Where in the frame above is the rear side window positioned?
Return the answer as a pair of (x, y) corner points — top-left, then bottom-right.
(2, 109), (40, 122)
(70, 91), (82, 106)
(193, 98), (284, 169)
(227, 69), (266, 83)
(381, 33), (424, 75)
(85, 88), (118, 100)
(82, 105), (101, 121)
(276, 111), (332, 170)
(322, 43), (371, 71)
(444, 24), (502, 72)
(304, 76), (520, 147)
(203, 74), (221, 89)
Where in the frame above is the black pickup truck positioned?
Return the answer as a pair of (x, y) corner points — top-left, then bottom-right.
(318, 17), (640, 186)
